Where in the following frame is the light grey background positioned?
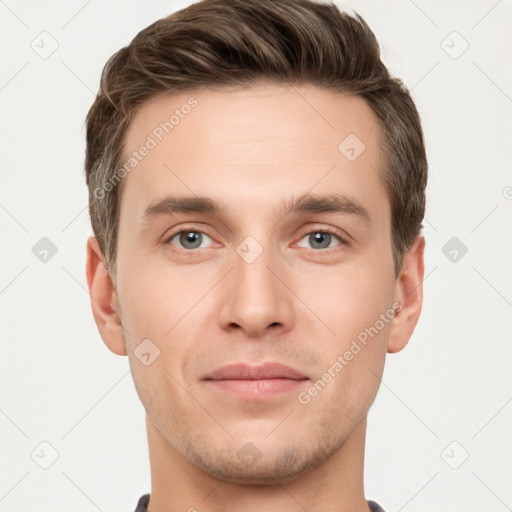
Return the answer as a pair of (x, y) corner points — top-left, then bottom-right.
(1, 1), (511, 511)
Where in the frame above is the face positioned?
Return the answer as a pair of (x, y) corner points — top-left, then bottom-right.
(88, 84), (424, 485)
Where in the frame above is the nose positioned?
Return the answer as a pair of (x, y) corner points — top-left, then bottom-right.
(217, 242), (294, 338)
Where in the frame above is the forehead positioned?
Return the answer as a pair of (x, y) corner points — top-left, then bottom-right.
(120, 84), (388, 226)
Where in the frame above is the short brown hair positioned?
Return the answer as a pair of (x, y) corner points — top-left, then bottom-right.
(85, 0), (427, 278)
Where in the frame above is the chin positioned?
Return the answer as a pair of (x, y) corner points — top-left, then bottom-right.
(185, 442), (332, 486)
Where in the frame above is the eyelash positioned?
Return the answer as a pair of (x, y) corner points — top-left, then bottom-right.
(164, 225), (349, 252)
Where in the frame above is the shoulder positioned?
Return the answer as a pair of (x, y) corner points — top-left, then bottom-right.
(367, 500), (387, 512)
(133, 493), (150, 512)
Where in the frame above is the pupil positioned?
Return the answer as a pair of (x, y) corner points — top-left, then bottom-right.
(180, 231), (202, 249)
(312, 232), (329, 249)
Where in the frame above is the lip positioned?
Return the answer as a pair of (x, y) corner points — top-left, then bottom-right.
(203, 363), (309, 401)
(204, 362), (308, 381)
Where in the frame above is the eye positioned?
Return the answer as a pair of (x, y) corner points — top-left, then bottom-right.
(296, 229), (345, 250)
(165, 227), (347, 252)
(166, 229), (215, 250)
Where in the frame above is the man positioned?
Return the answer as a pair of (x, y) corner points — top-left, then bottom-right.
(84, 0), (427, 510)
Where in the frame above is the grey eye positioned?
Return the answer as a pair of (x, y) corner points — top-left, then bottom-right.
(170, 231), (213, 250)
(297, 231), (341, 250)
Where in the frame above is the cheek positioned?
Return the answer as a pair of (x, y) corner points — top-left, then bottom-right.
(117, 262), (211, 399)
(117, 258), (204, 338)
(295, 265), (392, 402)
(295, 261), (395, 338)
(304, 325), (387, 424)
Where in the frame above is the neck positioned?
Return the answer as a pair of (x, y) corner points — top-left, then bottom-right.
(145, 414), (370, 512)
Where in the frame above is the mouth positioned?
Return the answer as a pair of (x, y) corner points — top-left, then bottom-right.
(203, 362), (309, 400)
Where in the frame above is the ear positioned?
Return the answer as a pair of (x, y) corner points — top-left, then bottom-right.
(85, 236), (127, 356)
(387, 235), (426, 354)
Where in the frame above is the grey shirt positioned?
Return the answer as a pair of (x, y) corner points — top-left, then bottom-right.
(133, 493), (386, 511)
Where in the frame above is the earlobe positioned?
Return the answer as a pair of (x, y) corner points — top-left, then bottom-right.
(387, 235), (426, 354)
(85, 236), (127, 356)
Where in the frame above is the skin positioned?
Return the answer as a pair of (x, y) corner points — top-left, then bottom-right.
(86, 84), (425, 512)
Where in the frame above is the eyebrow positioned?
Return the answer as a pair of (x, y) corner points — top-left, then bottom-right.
(142, 192), (371, 225)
